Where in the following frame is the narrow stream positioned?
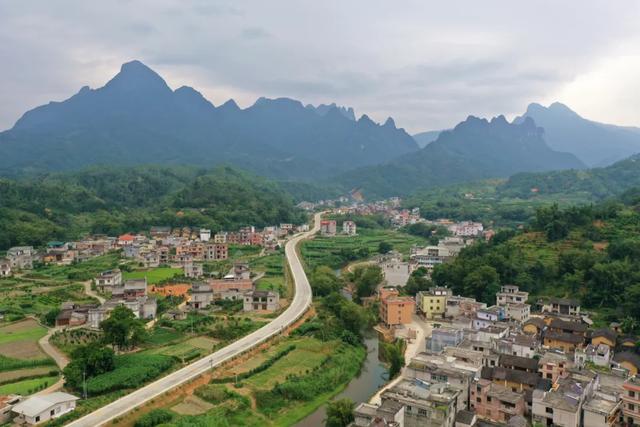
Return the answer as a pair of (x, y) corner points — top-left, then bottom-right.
(295, 335), (388, 426)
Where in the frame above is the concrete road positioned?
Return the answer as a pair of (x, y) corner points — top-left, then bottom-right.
(65, 212), (321, 427)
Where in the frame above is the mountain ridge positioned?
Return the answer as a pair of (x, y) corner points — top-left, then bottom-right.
(514, 102), (640, 167)
(333, 114), (585, 198)
(0, 60), (418, 179)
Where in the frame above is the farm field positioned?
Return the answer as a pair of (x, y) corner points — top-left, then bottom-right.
(125, 336), (367, 427)
(0, 319), (49, 359)
(0, 374), (59, 395)
(301, 228), (428, 269)
(123, 267), (182, 284)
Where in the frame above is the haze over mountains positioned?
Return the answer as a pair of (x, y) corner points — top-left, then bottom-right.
(0, 60), (639, 199)
(0, 60), (418, 179)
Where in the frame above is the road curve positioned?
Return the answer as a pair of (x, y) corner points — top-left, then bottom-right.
(66, 212), (321, 427)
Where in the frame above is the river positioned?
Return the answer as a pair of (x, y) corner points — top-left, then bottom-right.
(294, 335), (388, 426)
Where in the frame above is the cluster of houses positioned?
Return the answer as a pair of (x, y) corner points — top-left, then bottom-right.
(358, 284), (640, 427)
(55, 270), (157, 329)
(377, 237), (470, 289)
(54, 260), (282, 331)
(320, 219), (357, 236)
(183, 262), (280, 313)
(0, 222), (308, 278)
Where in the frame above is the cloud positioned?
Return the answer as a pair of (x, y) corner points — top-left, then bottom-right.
(0, 0), (639, 132)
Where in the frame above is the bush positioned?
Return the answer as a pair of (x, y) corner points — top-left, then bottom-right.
(85, 354), (174, 395)
(134, 409), (174, 427)
(195, 384), (233, 404)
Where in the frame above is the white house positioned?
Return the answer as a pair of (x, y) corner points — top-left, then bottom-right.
(0, 258), (11, 277)
(199, 229), (211, 242)
(12, 392), (79, 425)
(342, 220), (357, 235)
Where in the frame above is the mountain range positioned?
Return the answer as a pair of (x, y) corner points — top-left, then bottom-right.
(2, 60), (639, 200)
(0, 60), (418, 180)
(335, 115), (585, 198)
(515, 102), (640, 167)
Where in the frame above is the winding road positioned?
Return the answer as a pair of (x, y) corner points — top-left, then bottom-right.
(65, 212), (321, 427)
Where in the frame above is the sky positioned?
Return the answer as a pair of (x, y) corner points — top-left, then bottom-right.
(1, 0), (639, 133)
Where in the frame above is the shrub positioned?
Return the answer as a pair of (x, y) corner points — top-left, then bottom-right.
(134, 409), (174, 427)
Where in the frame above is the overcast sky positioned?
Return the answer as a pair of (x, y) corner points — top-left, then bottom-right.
(1, 0), (639, 133)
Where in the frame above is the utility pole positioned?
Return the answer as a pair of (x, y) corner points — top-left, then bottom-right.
(83, 370), (87, 400)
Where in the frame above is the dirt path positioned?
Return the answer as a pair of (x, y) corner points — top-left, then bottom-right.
(35, 326), (70, 395)
(84, 280), (106, 304)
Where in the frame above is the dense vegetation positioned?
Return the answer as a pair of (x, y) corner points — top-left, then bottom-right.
(0, 165), (306, 249)
(428, 191), (640, 330)
(499, 154), (640, 200)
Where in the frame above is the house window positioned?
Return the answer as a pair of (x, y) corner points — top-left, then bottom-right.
(418, 408), (428, 416)
(477, 397), (482, 403)
(630, 391), (636, 398)
(36, 416), (40, 422)
(546, 407), (553, 414)
(629, 403), (635, 411)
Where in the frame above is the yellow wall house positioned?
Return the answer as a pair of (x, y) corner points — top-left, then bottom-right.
(417, 287), (451, 320)
(590, 328), (617, 348)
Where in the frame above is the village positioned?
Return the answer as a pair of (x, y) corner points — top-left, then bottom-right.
(1, 200), (640, 427)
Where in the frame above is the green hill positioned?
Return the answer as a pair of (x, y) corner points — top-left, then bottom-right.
(0, 165), (306, 249)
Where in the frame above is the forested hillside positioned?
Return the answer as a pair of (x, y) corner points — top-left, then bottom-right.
(334, 115), (584, 199)
(499, 154), (640, 200)
(427, 191), (640, 328)
(0, 166), (306, 249)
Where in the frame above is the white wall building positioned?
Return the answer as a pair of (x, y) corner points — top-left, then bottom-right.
(12, 392), (79, 425)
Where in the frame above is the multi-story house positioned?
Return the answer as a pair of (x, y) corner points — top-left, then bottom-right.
(342, 220), (357, 235)
(532, 369), (598, 427)
(320, 220), (337, 236)
(407, 352), (479, 410)
(622, 376), (640, 426)
(543, 297), (581, 316)
(243, 290), (279, 312)
(6, 246), (35, 270)
(380, 289), (415, 327)
(470, 379), (526, 423)
(417, 287), (451, 320)
(204, 243), (229, 261)
(189, 282), (214, 309)
(199, 229), (211, 242)
(539, 352), (572, 383)
(94, 269), (123, 293)
(496, 285), (529, 306)
(377, 379), (460, 427)
(426, 327), (464, 353)
(445, 295), (486, 319)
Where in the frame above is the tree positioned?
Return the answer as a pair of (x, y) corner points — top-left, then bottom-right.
(100, 306), (147, 351)
(383, 339), (405, 379)
(325, 398), (355, 427)
(63, 345), (115, 390)
(462, 265), (499, 303)
(43, 308), (61, 327)
(378, 241), (393, 254)
(310, 266), (343, 297)
(351, 266), (383, 301)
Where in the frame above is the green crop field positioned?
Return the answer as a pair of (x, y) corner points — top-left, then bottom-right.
(123, 267), (182, 284)
(0, 374), (59, 395)
(301, 228), (428, 269)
